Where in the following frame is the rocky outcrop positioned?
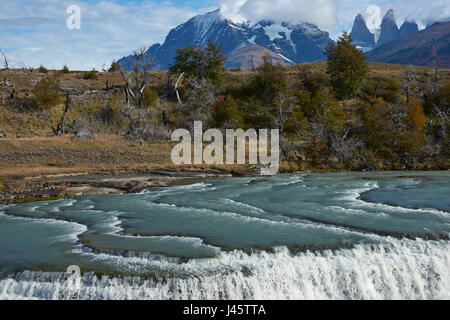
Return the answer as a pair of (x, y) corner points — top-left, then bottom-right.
(399, 21), (419, 38)
(0, 170), (238, 204)
(377, 9), (399, 47)
(350, 14), (375, 51)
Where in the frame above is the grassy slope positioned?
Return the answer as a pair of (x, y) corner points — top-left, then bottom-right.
(1, 62), (449, 180)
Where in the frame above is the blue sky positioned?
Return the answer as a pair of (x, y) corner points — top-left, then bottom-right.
(0, 0), (448, 70)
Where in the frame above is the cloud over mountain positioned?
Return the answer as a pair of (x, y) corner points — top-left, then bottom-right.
(219, 0), (337, 28)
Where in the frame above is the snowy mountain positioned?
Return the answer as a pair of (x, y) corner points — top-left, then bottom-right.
(117, 9), (333, 70)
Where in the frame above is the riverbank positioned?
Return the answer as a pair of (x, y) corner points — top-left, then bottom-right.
(1, 134), (448, 204)
(0, 135), (256, 204)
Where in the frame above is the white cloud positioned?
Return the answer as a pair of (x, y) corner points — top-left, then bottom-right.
(0, 0), (448, 69)
(219, 0), (337, 28)
(0, 0), (214, 70)
(218, 0), (449, 38)
(331, 0), (449, 35)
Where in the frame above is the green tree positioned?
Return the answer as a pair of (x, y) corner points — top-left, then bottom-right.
(170, 40), (226, 87)
(252, 57), (287, 107)
(326, 32), (368, 99)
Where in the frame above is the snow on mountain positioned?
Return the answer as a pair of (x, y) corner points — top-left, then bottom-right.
(117, 9), (333, 71)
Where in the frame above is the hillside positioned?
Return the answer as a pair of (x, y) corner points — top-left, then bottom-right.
(366, 22), (450, 68)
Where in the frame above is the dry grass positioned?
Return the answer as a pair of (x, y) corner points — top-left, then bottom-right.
(0, 135), (252, 178)
(287, 61), (450, 82)
(0, 135), (175, 177)
(3, 69), (168, 92)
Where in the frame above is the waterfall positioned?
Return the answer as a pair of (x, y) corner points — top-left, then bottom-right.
(1, 238), (449, 300)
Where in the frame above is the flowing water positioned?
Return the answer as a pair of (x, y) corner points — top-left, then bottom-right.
(0, 171), (449, 300)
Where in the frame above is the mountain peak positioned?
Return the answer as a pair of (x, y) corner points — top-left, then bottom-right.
(384, 9), (395, 21)
(377, 9), (399, 46)
(350, 13), (375, 51)
(399, 21), (419, 38)
(117, 9), (333, 71)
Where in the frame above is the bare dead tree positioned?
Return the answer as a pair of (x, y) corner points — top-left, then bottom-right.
(409, 62), (441, 104)
(174, 72), (185, 104)
(0, 49), (10, 105)
(271, 92), (298, 136)
(0, 49), (9, 70)
(52, 94), (71, 136)
(434, 97), (449, 139)
(403, 66), (413, 103)
(330, 130), (364, 163)
(18, 59), (34, 74)
(176, 76), (219, 128)
(312, 89), (335, 123)
(118, 46), (151, 108)
(271, 92), (297, 154)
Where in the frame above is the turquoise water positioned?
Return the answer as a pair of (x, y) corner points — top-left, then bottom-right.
(0, 171), (449, 299)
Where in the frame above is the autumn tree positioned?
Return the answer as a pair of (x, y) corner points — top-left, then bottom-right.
(326, 32), (368, 100)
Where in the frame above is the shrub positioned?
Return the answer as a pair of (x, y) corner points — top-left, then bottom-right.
(98, 104), (121, 125)
(362, 78), (401, 102)
(83, 69), (98, 80)
(213, 95), (242, 128)
(38, 65), (48, 74)
(108, 61), (121, 72)
(301, 71), (329, 96)
(31, 77), (61, 110)
(61, 65), (70, 74)
(142, 88), (159, 108)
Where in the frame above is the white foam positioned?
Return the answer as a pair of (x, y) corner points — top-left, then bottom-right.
(0, 211), (87, 243)
(336, 181), (449, 218)
(1, 238), (448, 300)
(224, 199), (265, 214)
(139, 182), (214, 195)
